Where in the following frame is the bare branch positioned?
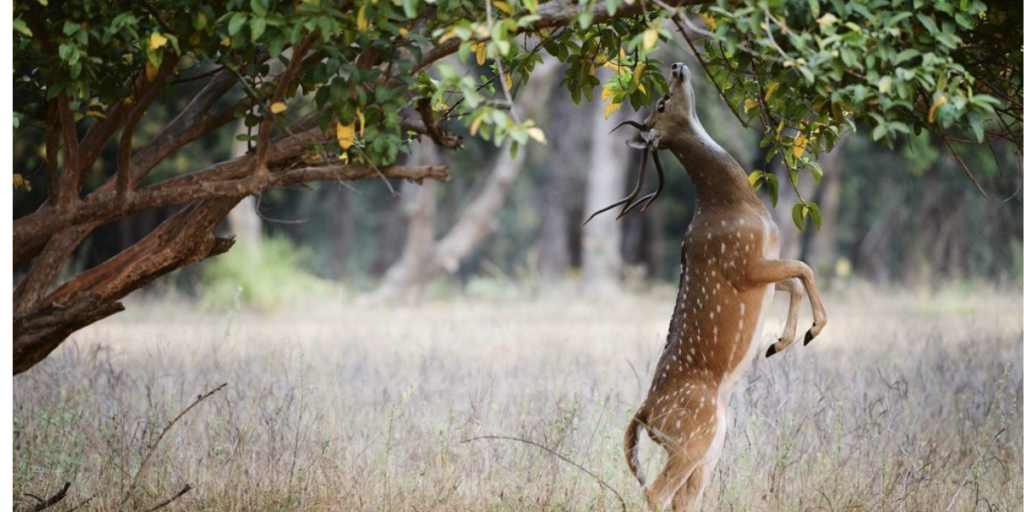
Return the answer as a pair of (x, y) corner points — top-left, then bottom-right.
(16, 481), (70, 512)
(139, 485), (192, 512)
(463, 435), (626, 512)
(939, 130), (989, 198)
(116, 384), (227, 512)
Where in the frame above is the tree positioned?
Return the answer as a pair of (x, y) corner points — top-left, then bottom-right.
(12, 0), (1021, 374)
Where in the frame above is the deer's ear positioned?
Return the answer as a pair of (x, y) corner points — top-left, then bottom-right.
(625, 132), (648, 149)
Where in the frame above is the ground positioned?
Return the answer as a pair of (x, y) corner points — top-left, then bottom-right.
(12, 284), (1023, 511)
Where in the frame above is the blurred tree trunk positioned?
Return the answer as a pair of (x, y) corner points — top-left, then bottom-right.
(537, 88), (585, 280)
(226, 121), (263, 251)
(581, 90), (630, 297)
(805, 136), (849, 271)
(367, 62), (558, 302)
(328, 184), (355, 277)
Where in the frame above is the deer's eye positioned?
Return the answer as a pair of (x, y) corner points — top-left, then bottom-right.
(657, 101), (666, 113)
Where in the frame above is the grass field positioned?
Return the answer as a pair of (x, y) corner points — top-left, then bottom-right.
(12, 284), (1023, 511)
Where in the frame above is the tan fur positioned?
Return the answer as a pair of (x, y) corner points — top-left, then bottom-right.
(623, 63), (828, 511)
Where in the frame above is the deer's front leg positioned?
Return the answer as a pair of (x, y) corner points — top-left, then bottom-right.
(740, 259), (827, 348)
(766, 278), (804, 358)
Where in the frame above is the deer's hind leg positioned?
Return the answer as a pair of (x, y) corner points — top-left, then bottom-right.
(644, 392), (720, 511)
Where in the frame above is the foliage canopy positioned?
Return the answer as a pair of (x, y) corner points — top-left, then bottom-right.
(11, 0), (1022, 373)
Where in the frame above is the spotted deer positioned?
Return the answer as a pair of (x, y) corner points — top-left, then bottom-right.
(595, 63), (828, 511)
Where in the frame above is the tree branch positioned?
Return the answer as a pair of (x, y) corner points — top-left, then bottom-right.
(118, 57), (180, 198)
(55, 92), (81, 208)
(254, 32), (320, 180)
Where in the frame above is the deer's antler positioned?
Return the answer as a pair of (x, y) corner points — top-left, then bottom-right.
(583, 147), (649, 226)
(608, 119), (647, 134)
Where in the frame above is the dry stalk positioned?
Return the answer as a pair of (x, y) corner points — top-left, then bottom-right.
(463, 434), (627, 512)
(115, 383), (228, 512)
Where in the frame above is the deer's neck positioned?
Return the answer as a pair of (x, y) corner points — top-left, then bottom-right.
(667, 123), (761, 211)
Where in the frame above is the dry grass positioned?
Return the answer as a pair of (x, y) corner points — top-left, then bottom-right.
(12, 284), (1023, 511)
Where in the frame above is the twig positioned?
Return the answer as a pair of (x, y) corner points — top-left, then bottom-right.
(938, 130), (989, 198)
(462, 435), (627, 512)
(64, 494), (96, 512)
(139, 484), (192, 512)
(945, 428), (1003, 511)
(115, 383), (228, 512)
(672, 15), (749, 130)
(17, 481), (70, 512)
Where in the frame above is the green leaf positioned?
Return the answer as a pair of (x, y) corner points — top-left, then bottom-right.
(765, 173), (779, 207)
(916, 13), (938, 33)
(807, 202), (822, 230)
(13, 18), (32, 36)
(251, 17), (267, 41)
(791, 203), (807, 231)
(228, 13), (247, 36)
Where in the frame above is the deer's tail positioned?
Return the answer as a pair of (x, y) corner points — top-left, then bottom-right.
(623, 412), (646, 486)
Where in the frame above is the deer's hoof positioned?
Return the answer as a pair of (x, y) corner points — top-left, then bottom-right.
(803, 330), (816, 346)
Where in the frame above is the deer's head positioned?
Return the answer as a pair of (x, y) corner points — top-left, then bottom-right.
(583, 63), (694, 225)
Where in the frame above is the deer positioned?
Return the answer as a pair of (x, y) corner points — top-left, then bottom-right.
(591, 62), (828, 511)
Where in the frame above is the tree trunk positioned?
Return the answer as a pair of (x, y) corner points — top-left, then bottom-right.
(371, 143), (441, 302)
(537, 88), (585, 280)
(225, 121), (264, 251)
(805, 136), (849, 272)
(581, 85), (630, 297)
(367, 61), (559, 302)
(328, 184), (355, 278)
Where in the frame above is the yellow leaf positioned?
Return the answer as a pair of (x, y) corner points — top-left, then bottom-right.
(221, 37), (231, 46)
(149, 31), (168, 51)
(748, 171), (761, 187)
(816, 13), (838, 27)
(336, 122), (355, 150)
(877, 75), (892, 94)
(473, 42), (486, 65)
(743, 98), (758, 113)
(270, 102), (288, 114)
(601, 87), (613, 101)
(493, 1), (514, 15)
(526, 127), (547, 144)
(357, 5), (369, 31)
(642, 27), (658, 50)
(188, 32), (202, 46)
(588, 63), (595, 76)
(356, 108), (366, 135)
(399, 27), (409, 37)
(928, 94), (947, 123)
(438, 29), (458, 44)
(594, 53), (607, 65)
(339, 151), (349, 164)
(538, 28), (550, 39)
(604, 101), (622, 119)
(699, 12), (717, 30)
(470, 115), (484, 136)
(13, 174), (25, 189)
(145, 61), (158, 81)
(793, 132), (807, 158)
(85, 110), (107, 119)
(504, 72), (512, 90)
(638, 83), (646, 94)
(765, 81), (780, 101)
(633, 62), (645, 83)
